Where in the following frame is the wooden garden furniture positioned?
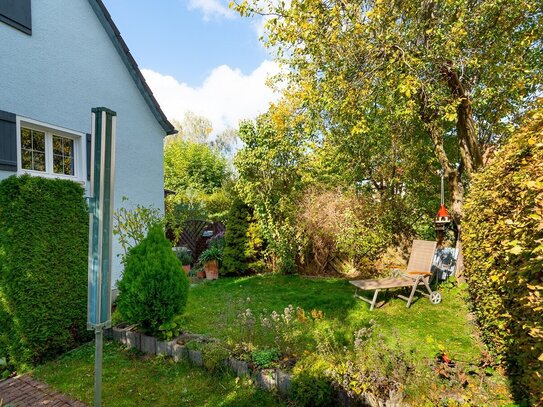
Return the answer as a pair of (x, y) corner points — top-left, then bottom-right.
(350, 240), (442, 310)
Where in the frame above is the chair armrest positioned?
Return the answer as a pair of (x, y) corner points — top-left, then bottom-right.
(406, 271), (432, 276)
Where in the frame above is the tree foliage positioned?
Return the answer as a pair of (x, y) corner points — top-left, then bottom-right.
(235, 103), (307, 273)
(164, 137), (230, 228)
(171, 111), (213, 144)
(234, 0), (543, 222)
(113, 197), (163, 256)
(463, 105), (543, 404)
(164, 139), (228, 194)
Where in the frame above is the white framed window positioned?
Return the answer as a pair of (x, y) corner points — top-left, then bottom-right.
(16, 117), (85, 183)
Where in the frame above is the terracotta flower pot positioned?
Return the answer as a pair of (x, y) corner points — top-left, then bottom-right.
(182, 264), (191, 275)
(196, 270), (206, 279)
(204, 260), (219, 280)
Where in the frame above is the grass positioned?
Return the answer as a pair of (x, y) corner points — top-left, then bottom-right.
(34, 274), (512, 406)
(182, 274), (480, 362)
(32, 341), (285, 407)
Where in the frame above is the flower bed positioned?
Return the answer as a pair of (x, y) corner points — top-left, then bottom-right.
(105, 326), (294, 397)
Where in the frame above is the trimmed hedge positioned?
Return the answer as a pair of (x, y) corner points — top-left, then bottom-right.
(463, 106), (543, 404)
(116, 224), (189, 337)
(0, 175), (90, 367)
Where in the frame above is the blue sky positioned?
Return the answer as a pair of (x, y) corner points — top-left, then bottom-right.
(102, 0), (279, 133)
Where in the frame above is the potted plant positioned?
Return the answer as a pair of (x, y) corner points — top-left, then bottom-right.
(199, 246), (222, 280)
(175, 247), (192, 275)
(194, 265), (206, 279)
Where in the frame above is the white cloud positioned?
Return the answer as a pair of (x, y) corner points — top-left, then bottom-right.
(142, 60), (281, 134)
(187, 0), (236, 20)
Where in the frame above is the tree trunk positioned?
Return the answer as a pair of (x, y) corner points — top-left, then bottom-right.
(456, 95), (483, 175)
(442, 63), (483, 176)
(421, 115), (465, 224)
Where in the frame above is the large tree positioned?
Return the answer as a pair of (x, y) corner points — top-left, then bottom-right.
(234, 0), (543, 224)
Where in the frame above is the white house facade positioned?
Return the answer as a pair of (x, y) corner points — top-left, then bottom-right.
(0, 0), (175, 284)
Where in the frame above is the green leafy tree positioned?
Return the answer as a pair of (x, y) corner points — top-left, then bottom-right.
(235, 104), (307, 273)
(116, 225), (189, 336)
(234, 0), (543, 223)
(164, 138), (230, 228)
(171, 111), (213, 144)
(164, 139), (228, 194)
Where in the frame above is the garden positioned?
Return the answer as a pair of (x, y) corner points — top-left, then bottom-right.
(1, 1), (543, 406)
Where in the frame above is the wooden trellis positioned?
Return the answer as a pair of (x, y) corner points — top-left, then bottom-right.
(169, 220), (225, 263)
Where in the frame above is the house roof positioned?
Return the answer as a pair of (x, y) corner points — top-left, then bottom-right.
(87, 0), (177, 135)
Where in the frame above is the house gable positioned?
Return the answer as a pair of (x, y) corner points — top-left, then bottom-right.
(87, 0), (175, 136)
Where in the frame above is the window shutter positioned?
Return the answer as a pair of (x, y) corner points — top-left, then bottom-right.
(0, 0), (32, 35)
(86, 133), (91, 181)
(0, 110), (17, 172)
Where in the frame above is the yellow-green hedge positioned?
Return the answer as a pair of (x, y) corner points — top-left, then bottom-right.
(463, 106), (543, 405)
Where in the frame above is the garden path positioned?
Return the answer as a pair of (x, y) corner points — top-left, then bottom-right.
(0, 375), (87, 406)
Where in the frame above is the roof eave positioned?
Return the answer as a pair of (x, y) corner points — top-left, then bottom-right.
(88, 0), (177, 136)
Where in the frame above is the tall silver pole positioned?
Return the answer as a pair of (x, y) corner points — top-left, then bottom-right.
(94, 327), (103, 407)
(440, 169), (445, 206)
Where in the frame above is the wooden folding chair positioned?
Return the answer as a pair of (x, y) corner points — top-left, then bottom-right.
(350, 240), (442, 310)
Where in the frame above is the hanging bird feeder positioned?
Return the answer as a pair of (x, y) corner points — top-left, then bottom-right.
(435, 169), (451, 232)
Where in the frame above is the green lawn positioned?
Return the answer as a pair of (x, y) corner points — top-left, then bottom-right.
(34, 274), (512, 406)
(32, 341), (284, 407)
(182, 274), (480, 362)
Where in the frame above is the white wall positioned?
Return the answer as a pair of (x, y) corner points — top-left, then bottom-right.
(0, 1), (165, 284)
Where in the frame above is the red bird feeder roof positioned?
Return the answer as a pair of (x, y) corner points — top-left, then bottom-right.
(436, 204), (450, 219)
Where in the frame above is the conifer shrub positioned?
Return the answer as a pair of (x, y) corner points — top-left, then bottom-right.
(223, 198), (266, 275)
(116, 225), (189, 337)
(222, 198), (250, 275)
(0, 175), (90, 367)
(463, 106), (543, 404)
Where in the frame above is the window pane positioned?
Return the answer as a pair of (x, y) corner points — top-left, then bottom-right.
(53, 155), (63, 174)
(21, 150), (32, 169)
(33, 152), (45, 172)
(63, 138), (73, 157)
(21, 128), (32, 149)
(32, 130), (45, 152)
(63, 157), (74, 175)
(53, 136), (63, 155)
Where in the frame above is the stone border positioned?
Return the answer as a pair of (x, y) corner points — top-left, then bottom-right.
(104, 326), (292, 397)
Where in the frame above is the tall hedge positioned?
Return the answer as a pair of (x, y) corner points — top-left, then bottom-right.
(463, 107), (543, 404)
(0, 175), (90, 367)
(116, 224), (189, 336)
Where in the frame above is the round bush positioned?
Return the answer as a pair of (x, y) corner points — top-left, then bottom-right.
(116, 224), (189, 336)
(463, 106), (543, 404)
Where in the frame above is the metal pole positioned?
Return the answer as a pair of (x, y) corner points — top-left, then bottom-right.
(94, 327), (103, 407)
(440, 169), (445, 206)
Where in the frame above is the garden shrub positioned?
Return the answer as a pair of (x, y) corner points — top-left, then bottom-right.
(463, 106), (543, 404)
(297, 188), (391, 276)
(0, 175), (90, 367)
(251, 348), (280, 369)
(223, 197), (250, 275)
(201, 342), (230, 373)
(116, 225), (189, 337)
(291, 358), (334, 407)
